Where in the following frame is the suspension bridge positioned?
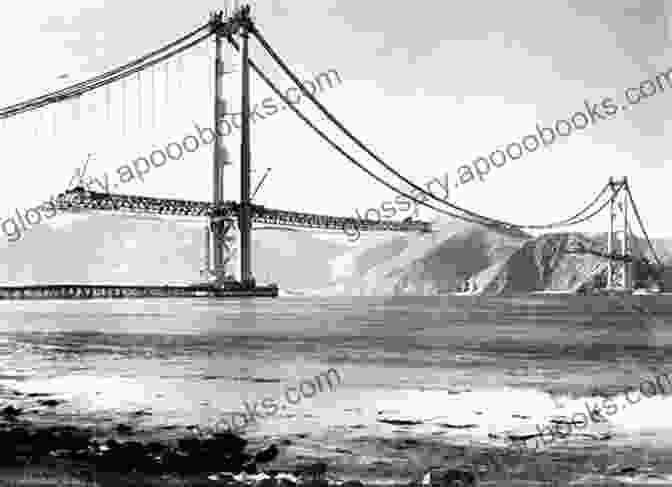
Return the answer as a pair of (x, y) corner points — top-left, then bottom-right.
(0, 4), (664, 299)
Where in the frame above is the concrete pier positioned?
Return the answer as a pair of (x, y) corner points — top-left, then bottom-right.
(0, 283), (278, 300)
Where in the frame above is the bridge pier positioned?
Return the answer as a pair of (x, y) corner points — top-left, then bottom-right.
(204, 216), (239, 283)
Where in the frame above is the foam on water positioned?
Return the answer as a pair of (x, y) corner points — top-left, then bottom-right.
(375, 385), (672, 448)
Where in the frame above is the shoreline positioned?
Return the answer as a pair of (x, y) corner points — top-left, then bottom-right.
(2, 424), (671, 486)
(4, 378), (672, 485)
(1, 393), (672, 487)
(4, 375), (672, 484)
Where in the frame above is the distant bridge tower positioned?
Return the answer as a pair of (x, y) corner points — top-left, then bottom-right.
(606, 176), (632, 291)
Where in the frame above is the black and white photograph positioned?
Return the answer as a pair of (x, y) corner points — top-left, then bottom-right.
(0, 1), (671, 485)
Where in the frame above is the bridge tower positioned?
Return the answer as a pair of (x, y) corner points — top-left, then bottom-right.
(239, 5), (255, 287)
(202, 5), (256, 289)
(605, 176), (632, 291)
(201, 9), (237, 284)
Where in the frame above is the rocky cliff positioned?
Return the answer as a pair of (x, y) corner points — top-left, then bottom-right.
(322, 224), (672, 296)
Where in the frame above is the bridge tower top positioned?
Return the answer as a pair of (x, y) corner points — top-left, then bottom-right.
(608, 176), (628, 187)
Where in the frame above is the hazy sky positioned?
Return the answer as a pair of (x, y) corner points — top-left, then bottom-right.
(1, 0), (671, 238)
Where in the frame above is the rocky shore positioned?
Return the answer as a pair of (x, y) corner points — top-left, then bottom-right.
(0, 387), (385, 487)
(1, 388), (671, 487)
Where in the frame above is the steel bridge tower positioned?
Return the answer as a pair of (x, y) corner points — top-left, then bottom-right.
(606, 176), (632, 291)
(201, 5), (256, 289)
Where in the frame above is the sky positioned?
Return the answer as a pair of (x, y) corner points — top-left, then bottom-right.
(0, 0), (671, 238)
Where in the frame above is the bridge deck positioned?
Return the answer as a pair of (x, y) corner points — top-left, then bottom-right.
(54, 187), (432, 233)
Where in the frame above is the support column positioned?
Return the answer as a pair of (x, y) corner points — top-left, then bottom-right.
(213, 13), (224, 205)
(621, 177), (630, 289)
(239, 8), (255, 287)
(200, 224), (211, 279)
(212, 11), (225, 279)
(607, 177), (614, 290)
(208, 9), (236, 283)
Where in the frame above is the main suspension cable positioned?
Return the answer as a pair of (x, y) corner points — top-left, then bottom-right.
(227, 36), (514, 232)
(0, 22), (211, 120)
(565, 181), (624, 227)
(249, 24), (607, 231)
(626, 183), (663, 268)
(543, 183), (610, 227)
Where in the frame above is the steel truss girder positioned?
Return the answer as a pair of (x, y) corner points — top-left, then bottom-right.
(54, 188), (431, 233)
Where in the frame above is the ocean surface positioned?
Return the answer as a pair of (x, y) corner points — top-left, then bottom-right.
(1, 295), (672, 480)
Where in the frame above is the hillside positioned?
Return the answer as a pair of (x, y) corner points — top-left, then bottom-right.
(319, 221), (529, 296)
(322, 225), (672, 296)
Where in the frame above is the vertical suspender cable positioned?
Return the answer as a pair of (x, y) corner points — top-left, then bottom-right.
(105, 85), (111, 122)
(150, 66), (155, 128)
(177, 55), (184, 90)
(164, 62), (170, 110)
(137, 71), (142, 129)
(121, 79), (127, 136)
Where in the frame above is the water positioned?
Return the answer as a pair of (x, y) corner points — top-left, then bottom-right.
(1, 295), (672, 479)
